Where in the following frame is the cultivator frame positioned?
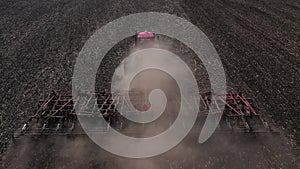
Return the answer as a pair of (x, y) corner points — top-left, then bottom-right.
(18, 90), (274, 136)
(198, 91), (270, 132)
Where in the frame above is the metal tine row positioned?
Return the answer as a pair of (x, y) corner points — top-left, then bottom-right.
(18, 90), (273, 136)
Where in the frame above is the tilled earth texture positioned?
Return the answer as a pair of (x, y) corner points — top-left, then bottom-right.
(0, 0), (299, 169)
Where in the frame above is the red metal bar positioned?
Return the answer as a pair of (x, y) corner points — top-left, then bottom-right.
(212, 95), (222, 113)
(37, 95), (55, 114)
(44, 94), (61, 115)
(236, 93), (258, 115)
(228, 93), (244, 115)
(199, 95), (208, 109)
(45, 98), (73, 121)
(218, 96), (242, 116)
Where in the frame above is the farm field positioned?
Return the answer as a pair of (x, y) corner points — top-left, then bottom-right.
(0, 0), (299, 168)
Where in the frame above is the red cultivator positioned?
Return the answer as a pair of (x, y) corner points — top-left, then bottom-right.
(17, 90), (276, 136)
(198, 91), (271, 132)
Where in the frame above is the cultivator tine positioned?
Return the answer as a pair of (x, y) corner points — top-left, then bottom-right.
(45, 98), (73, 121)
(218, 96), (241, 116)
(236, 93), (258, 115)
(18, 90), (276, 136)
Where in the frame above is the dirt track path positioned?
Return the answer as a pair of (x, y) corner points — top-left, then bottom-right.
(0, 0), (299, 168)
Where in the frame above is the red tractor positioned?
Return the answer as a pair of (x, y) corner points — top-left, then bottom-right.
(134, 31), (159, 46)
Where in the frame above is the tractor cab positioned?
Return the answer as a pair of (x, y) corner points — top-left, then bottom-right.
(134, 31), (158, 46)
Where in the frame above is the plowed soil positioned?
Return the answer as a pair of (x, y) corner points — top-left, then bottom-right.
(0, 0), (299, 168)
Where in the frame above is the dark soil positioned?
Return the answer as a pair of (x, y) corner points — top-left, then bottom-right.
(0, 0), (299, 168)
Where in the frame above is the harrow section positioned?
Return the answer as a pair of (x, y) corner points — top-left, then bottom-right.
(17, 90), (274, 136)
(198, 91), (270, 132)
